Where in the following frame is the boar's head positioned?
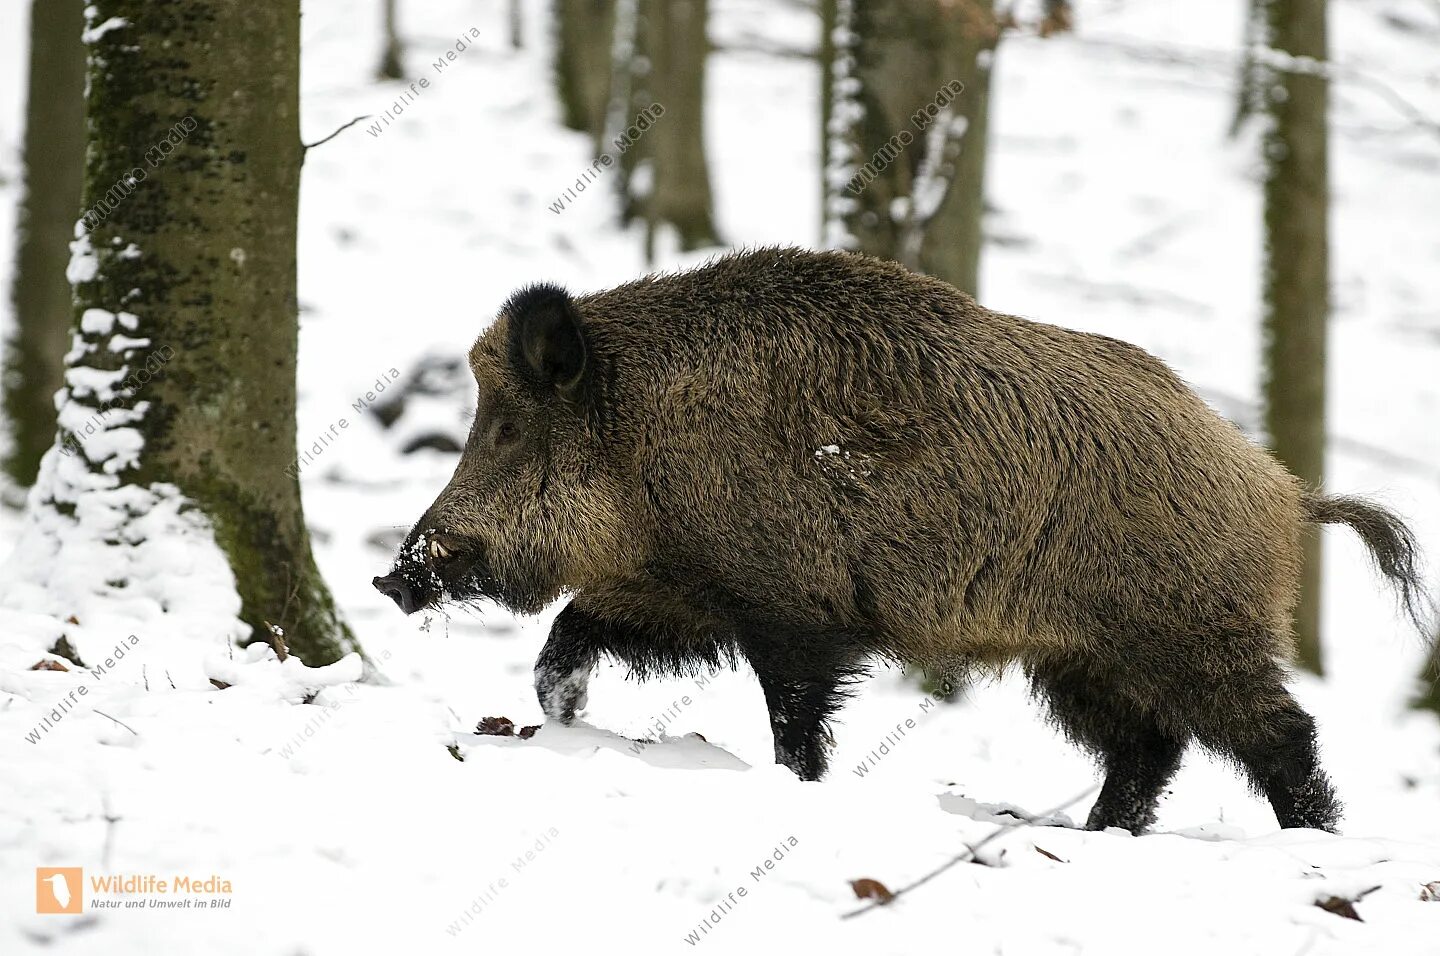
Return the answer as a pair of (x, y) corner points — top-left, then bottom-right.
(372, 284), (641, 616)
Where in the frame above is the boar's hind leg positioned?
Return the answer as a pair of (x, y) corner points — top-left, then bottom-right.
(1030, 663), (1187, 835)
(1186, 668), (1340, 833)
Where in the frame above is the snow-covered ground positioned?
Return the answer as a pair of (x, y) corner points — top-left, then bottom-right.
(1, 0), (1438, 953)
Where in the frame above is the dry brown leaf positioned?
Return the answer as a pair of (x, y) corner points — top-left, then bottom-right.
(1316, 896), (1363, 921)
(1034, 845), (1067, 863)
(850, 878), (895, 904)
(31, 659), (69, 671)
(1316, 886), (1380, 922)
(209, 679), (231, 690)
(476, 716), (516, 736)
(1420, 881), (1439, 902)
(517, 725), (540, 739)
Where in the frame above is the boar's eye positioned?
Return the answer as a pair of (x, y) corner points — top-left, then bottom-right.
(494, 421), (519, 447)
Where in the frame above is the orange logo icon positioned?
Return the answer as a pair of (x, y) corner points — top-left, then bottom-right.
(36, 868), (83, 914)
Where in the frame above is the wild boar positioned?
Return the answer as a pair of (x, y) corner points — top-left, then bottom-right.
(373, 247), (1427, 834)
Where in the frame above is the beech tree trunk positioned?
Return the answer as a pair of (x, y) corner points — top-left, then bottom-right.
(57, 0), (357, 663)
(378, 0), (404, 79)
(3, 0), (86, 488)
(635, 0), (720, 253)
(555, 0), (617, 151)
(1258, 0), (1329, 674)
(916, 0), (995, 298)
(819, 0), (837, 243)
(1417, 628), (1440, 715)
(833, 0), (997, 297)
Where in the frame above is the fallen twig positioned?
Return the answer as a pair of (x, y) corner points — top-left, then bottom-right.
(840, 785), (1097, 919)
(93, 709), (138, 736)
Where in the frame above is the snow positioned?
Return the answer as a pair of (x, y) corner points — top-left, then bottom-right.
(0, 0), (1438, 953)
(80, 12), (129, 46)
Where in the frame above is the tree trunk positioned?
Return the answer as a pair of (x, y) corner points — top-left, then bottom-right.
(3, 0), (86, 489)
(636, 0), (720, 253)
(917, 0), (996, 298)
(378, 0), (404, 79)
(1258, 0), (1329, 674)
(555, 0), (617, 151)
(1417, 636), (1440, 715)
(834, 0), (997, 297)
(819, 0), (837, 244)
(603, 0), (646, 224)
(53, 0), (357, 664)
(510, 0), (524, 49)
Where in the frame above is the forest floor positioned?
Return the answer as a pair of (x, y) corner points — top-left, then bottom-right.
(1, 1), (1439, 953)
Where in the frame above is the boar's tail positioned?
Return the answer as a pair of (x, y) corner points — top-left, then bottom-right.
(1301, 491), (1432, 633)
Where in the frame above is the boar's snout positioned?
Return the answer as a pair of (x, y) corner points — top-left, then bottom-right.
(372, 572), (424, 614)
(373, 526), (486, 615)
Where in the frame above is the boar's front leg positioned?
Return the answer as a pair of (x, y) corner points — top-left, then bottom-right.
(534, 605), (604, 724)
(535, 603), (711, 724)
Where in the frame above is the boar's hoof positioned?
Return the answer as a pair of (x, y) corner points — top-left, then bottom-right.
(535, 663), (591, 725)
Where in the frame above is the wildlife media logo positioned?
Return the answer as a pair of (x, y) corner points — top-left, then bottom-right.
(36, 867), (83, 914)
(34, 865), (234, 912)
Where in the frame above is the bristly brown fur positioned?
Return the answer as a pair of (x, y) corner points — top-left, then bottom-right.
(1300, 492), (1431, 633)
(383, 247), (1426, 832)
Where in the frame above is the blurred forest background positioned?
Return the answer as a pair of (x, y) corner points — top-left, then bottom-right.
(0, 0), (1435, 705)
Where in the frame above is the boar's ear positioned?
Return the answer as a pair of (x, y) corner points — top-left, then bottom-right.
(504, 283), (588, 402)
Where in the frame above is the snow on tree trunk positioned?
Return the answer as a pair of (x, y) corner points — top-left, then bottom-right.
(0, 0), (360, 671)
(1258, 0), (1329, 675)
(915, 3), (996, 299)
(602, 0), (645, 220)
(827, 0), (997, 297)
(3, 0), (86, 489)
(818, 0), (838, 244)
(621, 0), (720, 257)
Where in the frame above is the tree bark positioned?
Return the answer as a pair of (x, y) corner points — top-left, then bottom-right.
(1258, 0), (1329, 674)
(819, 0), (837, 244)
(635, 0), (720, 253)
(834, 0), (997, 297)
(56, 0), (357, 664)
(555, 0), (617, 151)
(917, 0), (996, 298)
(378, 0), (404, 79)
(3, 0), (86, 489)
(1417, 636), (1440, 715)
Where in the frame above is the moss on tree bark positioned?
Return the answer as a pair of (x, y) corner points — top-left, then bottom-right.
(65, 0), (358, 664)
(1258, 0), (1329, 675)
